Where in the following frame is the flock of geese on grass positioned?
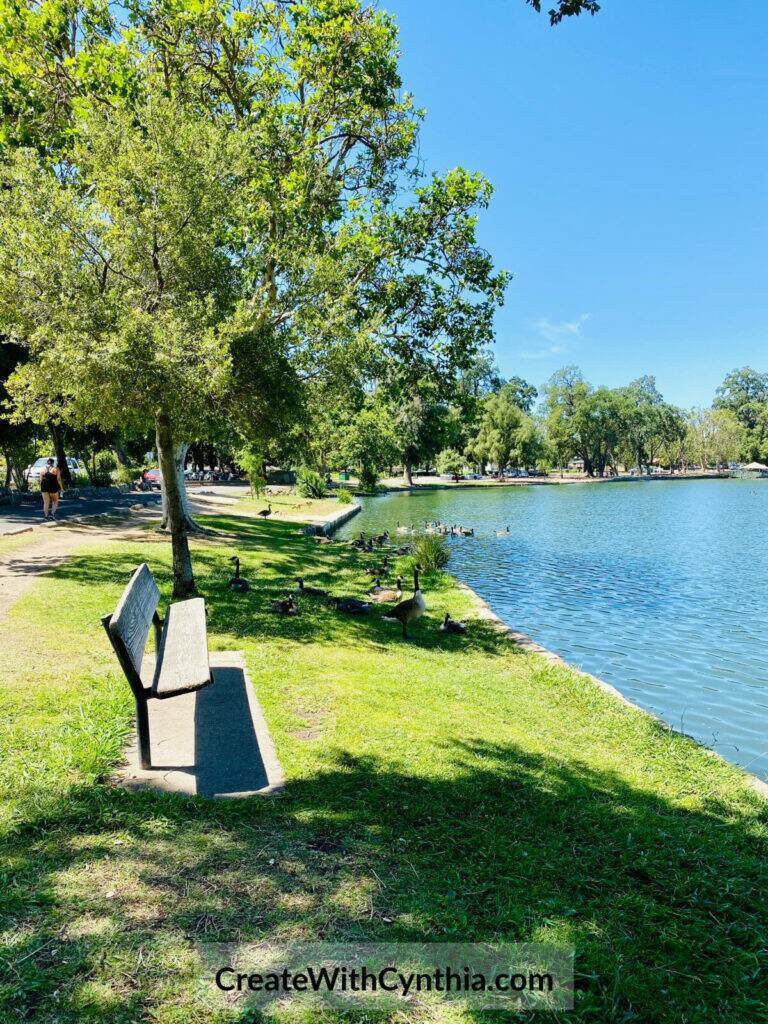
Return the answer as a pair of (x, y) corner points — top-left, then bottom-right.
(225, 527), (469, 639)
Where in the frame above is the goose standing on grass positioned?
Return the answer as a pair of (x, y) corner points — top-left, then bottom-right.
(367, 576), (403, 603)
(227, 556), (251, 592)
(294, 577), (328, 598)
(271, 595), (299, 615)
(382, 563), (426, 639)
(257, 502), (273, 519)
(365, 556), (389, 578)
(439, 612), (466, 634)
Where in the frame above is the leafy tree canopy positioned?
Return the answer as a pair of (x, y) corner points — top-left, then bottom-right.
(526, 0), (601, 26)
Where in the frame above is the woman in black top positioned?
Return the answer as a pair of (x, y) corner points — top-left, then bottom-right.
(40, 458), (62, 520)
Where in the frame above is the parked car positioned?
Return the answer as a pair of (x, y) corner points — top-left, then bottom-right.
(140, 468), (162, 490)
(25, 456), (82, 481)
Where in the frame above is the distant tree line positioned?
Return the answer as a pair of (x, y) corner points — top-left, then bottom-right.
(266, 361), (766, 485)
(3, 345), (765, 493)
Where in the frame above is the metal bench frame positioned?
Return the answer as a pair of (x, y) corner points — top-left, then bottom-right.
(102, 563), (211, 769)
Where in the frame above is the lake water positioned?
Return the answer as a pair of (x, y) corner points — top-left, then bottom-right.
(339, 479), (768, 782)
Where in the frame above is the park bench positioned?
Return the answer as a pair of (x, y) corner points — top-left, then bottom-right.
(101, 563), (212, 769)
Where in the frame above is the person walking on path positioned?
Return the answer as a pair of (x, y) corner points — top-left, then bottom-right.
(40, 458), (62, 520)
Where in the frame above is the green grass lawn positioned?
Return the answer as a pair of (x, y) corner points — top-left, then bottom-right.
(1, 512), (767, 1023)
(237, 490), (343, 520)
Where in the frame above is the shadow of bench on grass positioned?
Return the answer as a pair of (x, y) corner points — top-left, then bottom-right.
(115, 652), (283, 798)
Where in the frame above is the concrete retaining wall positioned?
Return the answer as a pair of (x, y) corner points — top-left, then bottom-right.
(304, 502), (361, 537)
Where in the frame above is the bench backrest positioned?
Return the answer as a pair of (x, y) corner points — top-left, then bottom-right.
(109, 563), (160, 677)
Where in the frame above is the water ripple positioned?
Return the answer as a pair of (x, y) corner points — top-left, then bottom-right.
(341, 479), (768, 782)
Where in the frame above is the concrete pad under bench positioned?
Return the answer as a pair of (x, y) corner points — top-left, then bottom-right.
(114, 651), (283, 798)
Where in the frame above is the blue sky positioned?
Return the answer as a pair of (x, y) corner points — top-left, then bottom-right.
(384, 0), (768, 408)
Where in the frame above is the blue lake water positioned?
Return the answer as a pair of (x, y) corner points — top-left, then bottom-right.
(340, 479), (768, 782)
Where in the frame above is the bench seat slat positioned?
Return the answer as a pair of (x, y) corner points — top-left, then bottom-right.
(151, 597), (211, 699)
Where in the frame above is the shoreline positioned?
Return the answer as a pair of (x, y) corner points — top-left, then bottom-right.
(370, 470), (733, 495)
(454, 577), (768, 801)
(329, 490), (768, 799)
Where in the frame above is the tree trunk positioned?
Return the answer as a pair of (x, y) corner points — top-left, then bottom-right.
(112, 431), (130, 467)
(49, 422), (72, 488)
(2, 447), (10, 489)
(159, 440), (198, 533)
(403, 462), (413, 486)
(155, 413), (196, 598)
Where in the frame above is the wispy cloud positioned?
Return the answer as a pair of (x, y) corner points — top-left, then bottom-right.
(519, 313), (591, 359)
(532, 313), (591, 343)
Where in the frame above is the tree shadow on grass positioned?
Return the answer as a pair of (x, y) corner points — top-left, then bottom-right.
(45, 517), (520, 660)
(1, 738), (767, 1023)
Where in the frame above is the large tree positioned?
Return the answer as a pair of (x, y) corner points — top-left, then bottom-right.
(714, 368), (768, 462)
(0, 0), (506, 596)
(543, 367), (627, 476)
(684, 408), (745, 470)
(466, 383), (542, 471)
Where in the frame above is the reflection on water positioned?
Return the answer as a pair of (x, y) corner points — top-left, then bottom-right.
(340, 479), (768, 782)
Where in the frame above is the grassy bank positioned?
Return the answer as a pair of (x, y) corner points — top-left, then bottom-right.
(1, 509), (767, 1023)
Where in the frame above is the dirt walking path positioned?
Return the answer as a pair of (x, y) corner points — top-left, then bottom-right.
(0, 510), (160, 624)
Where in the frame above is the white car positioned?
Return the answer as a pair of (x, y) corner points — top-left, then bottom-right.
(25, 457), (82, 480)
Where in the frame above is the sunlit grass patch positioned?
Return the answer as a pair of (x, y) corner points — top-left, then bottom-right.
(0, 511), (766, 1023)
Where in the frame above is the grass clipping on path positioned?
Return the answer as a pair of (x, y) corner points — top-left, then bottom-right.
(0, 511), (767, 1024)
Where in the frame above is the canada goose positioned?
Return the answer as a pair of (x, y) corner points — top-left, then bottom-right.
(271, 595), (298, 615)
(351, 532), (369, 550)
(368, 576), (403, 603)
(330, 596), (371, 615)
(227, 556), (251, 592)
(365, 557), (389, 577)
(457, 526), (474, 537)
(257, 502), (273, 519)
(382, 564), (426, 639)
(374, 531), (390, 547)
(439, 612), (466, 634)
(395, 544), (412, 556)
(395, 521), (410, 535)
(295, 577), (328, 598)
(495, 525), (511, 537)
(314, 535), (333, 545)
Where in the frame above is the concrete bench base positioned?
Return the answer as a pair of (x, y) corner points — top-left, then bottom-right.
(113, 651), (283, 798)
